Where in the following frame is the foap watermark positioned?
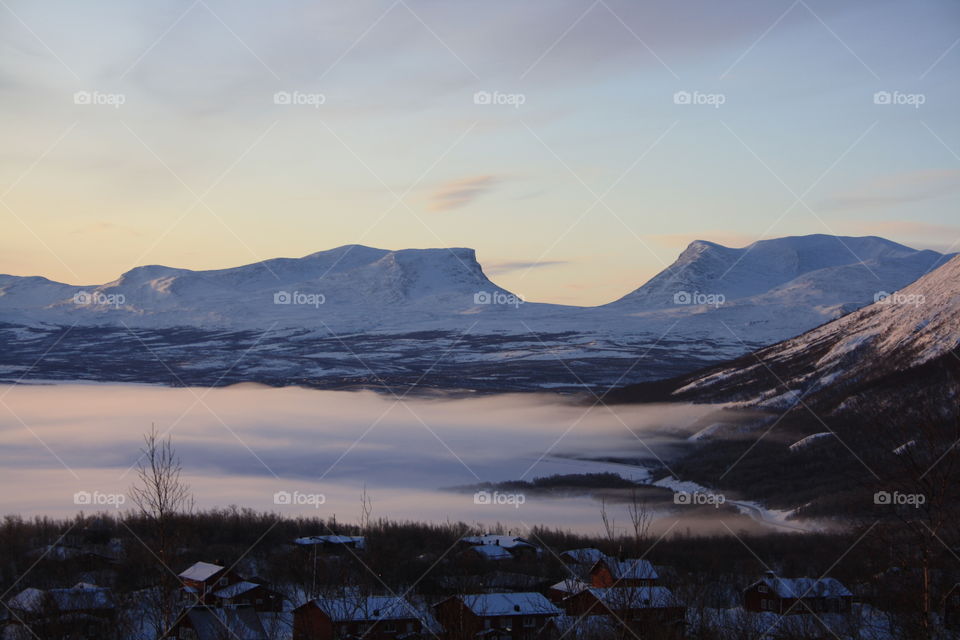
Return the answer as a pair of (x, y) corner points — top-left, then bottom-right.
(873, 90), (925, 109)
(673, 290), (725, 308)
(674, 491), (726, 509)
(274, 90), (326, 108)
(74, 490), (126, 509)
(74, 90), (126, 109)
(474, 490), (526, 509)
(274, 290), (326, 308)
(874, 291), (925, 307)
(73, 290), (125, 308)
(673, 90), (725, 108)
(274, 490), (326, 509)
(474, 291), (524, 308)
(874, 491), (925, 508)
(473, 90), (526, 109)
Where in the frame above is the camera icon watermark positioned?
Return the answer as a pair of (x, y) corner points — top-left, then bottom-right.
(873, 291), (925, 307)
(474, 490), (525, 509)
(873, 90), (925, 109)
(874, 491), (925, 508)
(673, 90), (725, 108)
(673, 290), (725, 308)
(73, 290), (125, 308)
(274, 90), (326, 108)
(74, 490), (126, 509)
(473, 291), (524, 308)
(473, 90), (526, 109)
(273, 490), (326, 509)
(74, 90), (126, 109)
(674, 491), (725, 509)
(273, 290), (325, 308)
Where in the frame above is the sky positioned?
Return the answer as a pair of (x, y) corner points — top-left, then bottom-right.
(1, 0), (958, 306)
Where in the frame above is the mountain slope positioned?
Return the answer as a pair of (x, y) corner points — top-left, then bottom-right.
(610, 253), (960, 411)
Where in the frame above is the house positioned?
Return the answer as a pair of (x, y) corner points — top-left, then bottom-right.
(546, 578), (589, 604)
(164, 604), (268, 640)
(5, 583), (116, 639)
(294, 535), (366, 552)
(458, 535), (540, 561)
(562, 587), (684, 637)
(210, 581), (284, 612)
(178, 561), (244, 604)
(462, 544), (514, 562)
(743, 573), (853, 615)
(558, 548), (605, 566)
(293, 595), (423, 640)
(588, 557), (658, 588)
(433, 592), (561, 640)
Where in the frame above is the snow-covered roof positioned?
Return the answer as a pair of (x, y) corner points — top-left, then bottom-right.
(460, 592), (561, 617)
(594, 558), (658, 581)
(310, 595), (419, 622)
(293, 534), (365, 548)
(7, 584), (114, 613)
(560, 548), (605, 564)
(178, 561), (225, 582)
(6, 588), (46, 613)
(585, 586), (675, 609)
(460, 534), (536, 550)
(213, 581), (261, 599)
(469, 544), (513, 560)
(755, 576), (852, 599)
(549, 579), (590, 594)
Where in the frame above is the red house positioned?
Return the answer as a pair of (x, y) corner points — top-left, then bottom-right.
(562, 587), (684, 637)
(743, 574), (853, 615)
(588, 557), (658, 588)
(433, 592), (561, 640)
(178, 562), (244, 605)
(293, 595), (423, 640)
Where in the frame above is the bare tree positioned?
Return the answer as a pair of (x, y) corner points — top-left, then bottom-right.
(359, 484), (373, 532)
(128, 424), (194, 637)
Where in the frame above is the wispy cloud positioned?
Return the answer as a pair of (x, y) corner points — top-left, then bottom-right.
(485, 260), (569, 275)
(427, 175), (499, 212)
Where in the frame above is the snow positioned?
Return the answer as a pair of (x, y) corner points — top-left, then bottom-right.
(1, 236), (951, 363)
(212, 581), (260, 598)
(178, 561), (224, 582)
(789, 432), (834, 451)
(459, 592), (561, 616)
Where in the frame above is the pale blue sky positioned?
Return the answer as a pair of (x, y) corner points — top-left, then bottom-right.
(1, 0), (958, 304)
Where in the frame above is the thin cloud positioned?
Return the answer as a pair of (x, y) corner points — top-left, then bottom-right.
(427, 175), (499, 211)
(486, 260), (569, 275)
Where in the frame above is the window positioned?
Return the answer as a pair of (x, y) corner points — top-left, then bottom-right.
(760, 599), (768, 610)
(758, 585), (768, 593)
(218, 577), (228, 586)
(523, 616), (535, 628)
(255, 598), (263, 605)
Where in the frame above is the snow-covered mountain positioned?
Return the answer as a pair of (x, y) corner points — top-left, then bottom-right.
(616, 253), (960, 411)
(0, 245), (530, 330)
(0, 236), (953, 391)
(606, 234), (949, 344)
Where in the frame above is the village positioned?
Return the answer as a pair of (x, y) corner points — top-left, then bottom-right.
(2, 517), (953, 640)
